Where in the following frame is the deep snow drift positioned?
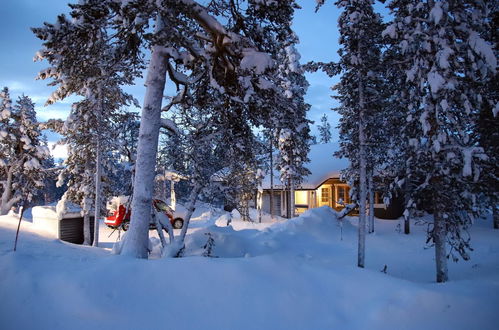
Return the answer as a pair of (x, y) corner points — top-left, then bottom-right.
(0, 206), (498, 330)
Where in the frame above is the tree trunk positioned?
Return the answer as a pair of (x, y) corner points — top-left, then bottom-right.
(178, 183), (202, 245)
(0, 167), (21, 215)
(93, 135), (102, 247)
(434, 210), (448, 283)
(358, 76), (367, 269)
(120, 16), (168, 258)
(404, 178), (411, 234)
(170, 180), (176, 211)
(83, 212), (91, 245)
(270, 136), (274, 220)
(82, 159), (92, 245)
(152, 211), (168, 250)
(290, 177), (295, 218)
(92, 81), (107, 248)
(368, 170), (374, 234)
(493, 204), (499, 229)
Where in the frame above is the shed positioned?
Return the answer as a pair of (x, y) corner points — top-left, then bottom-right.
(32, 203), (94, 245)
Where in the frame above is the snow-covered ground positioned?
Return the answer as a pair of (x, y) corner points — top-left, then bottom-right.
(0, 206), (498, 330)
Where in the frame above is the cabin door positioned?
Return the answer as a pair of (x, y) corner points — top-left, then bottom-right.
(318, 185), (332, 208)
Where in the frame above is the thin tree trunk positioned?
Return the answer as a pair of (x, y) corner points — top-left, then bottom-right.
(270, 136), (274, 220)
(404, 177), (411, 235)
(13, 199), (28, 252)
(290, 177), (295, 218)
(358, 76), (367, 269)
(0, 168), (21, 215)
(286, 178), (291, 218)
(121, 16), (168, 258)
(152, 211), (168, 250)
(368, 170), (374, 234)
(434, 210), (448, 283)
(178, 183), (202, 245)
(83, 212), (91, 245)
(82, 159), (92, 245)
(93, 137), (102, 247)
(493, 204), (499, 229)
(170, 180), (176, 211)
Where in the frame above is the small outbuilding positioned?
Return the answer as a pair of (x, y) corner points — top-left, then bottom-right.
(32, 203), (94, 245)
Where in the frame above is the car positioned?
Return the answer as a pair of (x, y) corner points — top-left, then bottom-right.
(105, 198), (187, 231)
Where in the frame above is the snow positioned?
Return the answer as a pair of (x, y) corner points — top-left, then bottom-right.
(419, 110), (430, 135)
(1, 205), (498, 329)
(461, 147), (475, 177)
(240, 49), (273, 74)
(1, 109), (10, 119)
(468, 31), (497, 71)
(428, 70), (445, 95)
(429, 2), (443, 25)
(381, 24), (396, 39)
(437, 46), (453, 69)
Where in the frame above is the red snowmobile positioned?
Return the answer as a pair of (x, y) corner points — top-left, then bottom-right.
(105, 199), (184, 231)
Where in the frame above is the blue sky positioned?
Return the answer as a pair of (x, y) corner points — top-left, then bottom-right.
(0, 1), (386, 145)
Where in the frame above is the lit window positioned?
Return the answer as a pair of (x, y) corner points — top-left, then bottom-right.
(336, 185), (350, 205)
(321, 188), (330, 203)
(295, 190), (308, 205)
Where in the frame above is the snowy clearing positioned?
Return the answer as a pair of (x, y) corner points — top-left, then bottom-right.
(0, 206), (498, 330)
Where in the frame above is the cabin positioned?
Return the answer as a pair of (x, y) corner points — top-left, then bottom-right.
(261, 143), (403, 219)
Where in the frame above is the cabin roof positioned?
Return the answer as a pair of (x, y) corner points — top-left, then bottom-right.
(262, 142), (349, 190)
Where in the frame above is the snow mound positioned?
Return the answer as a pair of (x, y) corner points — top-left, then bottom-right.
(183, 206), (353, 258)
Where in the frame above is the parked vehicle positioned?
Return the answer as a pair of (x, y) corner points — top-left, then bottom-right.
(105, 198), (185, 231)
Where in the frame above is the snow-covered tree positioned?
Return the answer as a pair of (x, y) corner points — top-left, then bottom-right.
(36, 0), (306, 258)
(33, 0), (139, 246)
(108, 111), (141, 198)
(475, 4), (498, 229)
(0, 89), (51, 215)
(274, 37), (312, 218)
(331, 0), (385, 268)
(384, 0), (497, 282)
(317, 114), (332, 143)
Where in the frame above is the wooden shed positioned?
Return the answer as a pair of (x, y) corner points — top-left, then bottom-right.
(32, 204), (94, 245)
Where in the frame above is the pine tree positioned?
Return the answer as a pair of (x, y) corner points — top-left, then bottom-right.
(384, 0), (497, 282)
(274, 37), (312, 218)
(333, 0), (385, 268)
(33, 0), (139, 246)
(0, 89), (50, 215)
(317, 114), (332, 143)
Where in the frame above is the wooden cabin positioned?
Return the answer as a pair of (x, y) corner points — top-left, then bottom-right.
(261, 143), (403, 219)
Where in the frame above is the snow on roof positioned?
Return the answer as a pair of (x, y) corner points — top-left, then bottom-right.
(32, 201), (83, 221)
(262, 142), (349, 190)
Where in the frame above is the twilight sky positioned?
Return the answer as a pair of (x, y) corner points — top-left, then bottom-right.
(0, 1), (387, 151)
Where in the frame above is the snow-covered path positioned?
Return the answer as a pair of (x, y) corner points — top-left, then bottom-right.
(0, 207), (498, 330)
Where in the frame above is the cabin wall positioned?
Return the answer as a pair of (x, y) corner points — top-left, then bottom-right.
(262, 191), (283, 217)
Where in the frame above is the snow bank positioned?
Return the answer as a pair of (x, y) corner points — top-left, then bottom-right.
(1, 206), (498, 330)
